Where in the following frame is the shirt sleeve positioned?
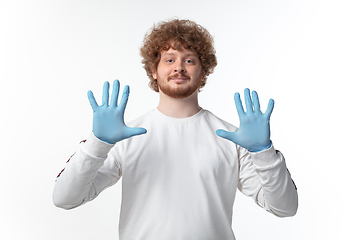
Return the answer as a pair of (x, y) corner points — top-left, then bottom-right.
(53, 133), (122, 210)
(237, 143), (298, 217)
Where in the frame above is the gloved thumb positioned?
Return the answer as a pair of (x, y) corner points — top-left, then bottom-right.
(125, 127), (147, 139)
(216, 129), (234, 141)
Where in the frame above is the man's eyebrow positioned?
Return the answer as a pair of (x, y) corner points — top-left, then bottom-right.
(184, 53), (198, 57)
(162, 52), (198, 57)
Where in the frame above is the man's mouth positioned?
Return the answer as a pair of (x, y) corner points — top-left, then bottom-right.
(168, 74), (190, 83)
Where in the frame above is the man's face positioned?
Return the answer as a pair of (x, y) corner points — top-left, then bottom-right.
(152, 48), (204, 99)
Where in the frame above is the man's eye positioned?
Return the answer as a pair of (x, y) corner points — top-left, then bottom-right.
(166, 59), (174, 63)
(185, 60), (194, 63)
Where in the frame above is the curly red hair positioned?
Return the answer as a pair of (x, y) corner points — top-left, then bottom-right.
(140, 19), (217, 92)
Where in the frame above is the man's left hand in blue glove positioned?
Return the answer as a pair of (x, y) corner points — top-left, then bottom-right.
(216, 88), (274, 152)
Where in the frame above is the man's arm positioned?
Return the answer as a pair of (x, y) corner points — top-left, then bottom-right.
(238, 145), (298, 217)
(53, 134), (118, 209)
(53, 80), (146, 209)
(216, 88), (298, 217)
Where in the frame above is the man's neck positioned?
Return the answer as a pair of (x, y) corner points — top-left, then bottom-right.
(157, 91), (201, 118)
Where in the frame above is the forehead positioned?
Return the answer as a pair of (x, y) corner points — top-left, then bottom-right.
(160, 48), (199, 58)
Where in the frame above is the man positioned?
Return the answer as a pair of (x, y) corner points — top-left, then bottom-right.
(53, 19), (298, 239)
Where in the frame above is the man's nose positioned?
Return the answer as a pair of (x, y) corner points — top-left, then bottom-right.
(174, 61), (185, 73)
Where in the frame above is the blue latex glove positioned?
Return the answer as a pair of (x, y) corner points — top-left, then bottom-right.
(87, 80), (147, 144)
(216, 88), (274, 152)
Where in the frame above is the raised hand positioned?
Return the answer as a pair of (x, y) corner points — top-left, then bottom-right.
(87, 80), (147, 144)
(216, 88), (274, 152)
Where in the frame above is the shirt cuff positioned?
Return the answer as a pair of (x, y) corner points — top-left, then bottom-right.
(82, 132), (115, 158)
(249, 144), (282, 170)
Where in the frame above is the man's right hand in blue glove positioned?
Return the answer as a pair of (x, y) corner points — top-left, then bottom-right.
(87, 80), (147, 144)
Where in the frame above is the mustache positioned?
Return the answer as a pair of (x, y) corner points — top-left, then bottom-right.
(167, 73), (190, 81)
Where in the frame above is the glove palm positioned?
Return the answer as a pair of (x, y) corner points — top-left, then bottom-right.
(216, 88), (274, 152)
(87, 80), (147, 144)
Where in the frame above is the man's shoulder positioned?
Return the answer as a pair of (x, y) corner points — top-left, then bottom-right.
(202, 109), (237, 132)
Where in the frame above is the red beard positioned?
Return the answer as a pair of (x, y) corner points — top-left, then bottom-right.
(158, 73), (202, 99)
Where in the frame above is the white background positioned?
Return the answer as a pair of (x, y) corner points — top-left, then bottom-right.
(0, 0), (359, 239)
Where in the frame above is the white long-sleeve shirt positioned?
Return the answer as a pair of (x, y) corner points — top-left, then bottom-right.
(53, 108), (298, 240)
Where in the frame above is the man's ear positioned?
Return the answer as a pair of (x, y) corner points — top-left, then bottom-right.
(201, 71), (206, 81)
(152, 70), (157, 80)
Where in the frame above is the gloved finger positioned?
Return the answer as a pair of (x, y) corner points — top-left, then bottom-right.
(234, 92), (245, 118)
(102, 81), (110, 106)
(264, 99), (275, 121)
(216, 129), (236, 142)
(110, 80), (120, 107)
(251, 90), (261, 114)
(244, 88), (254, 113)
(87, 90), (99, 111)
(118, 85), (130, 113)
